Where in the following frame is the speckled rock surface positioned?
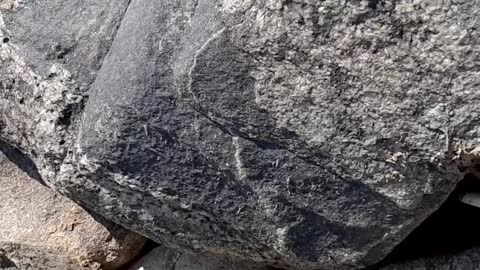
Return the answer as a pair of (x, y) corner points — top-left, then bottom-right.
(0, 243), (89, 270)
(1, 0), (480, 269)
(0, 153), (145, 269)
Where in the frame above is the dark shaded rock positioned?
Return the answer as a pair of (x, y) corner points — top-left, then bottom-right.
(365, 173), (480, 269)
(379, 248), (480, 270)
(1, 0), (480, 269)
(128, 246), (264, 270)
(0, 249), (16, 270)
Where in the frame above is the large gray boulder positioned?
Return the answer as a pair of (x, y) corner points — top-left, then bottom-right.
(1, 0), (479, 269)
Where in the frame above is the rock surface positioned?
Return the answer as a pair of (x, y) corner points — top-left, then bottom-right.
(0, 243), (89, 270)
(0, 153), (145, 269)
(1, 0), (480, 269)
(0, 249), (16, 270)
(379, 248), (480, 270)
(128, 246), (262, 270)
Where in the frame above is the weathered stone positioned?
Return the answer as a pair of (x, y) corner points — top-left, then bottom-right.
(128, 246), (262, 270)
(0, 243), (88, 270)
(0, 0), (131, 183)
(1, 0), (480, 269)
(380, 248), (480, 270)
(0, 153), (145, 269)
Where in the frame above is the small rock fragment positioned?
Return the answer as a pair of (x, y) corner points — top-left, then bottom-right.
(0, 153), (146, 270)
(460, 192), (480, 208)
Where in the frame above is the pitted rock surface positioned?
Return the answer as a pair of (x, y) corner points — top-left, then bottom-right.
(1, 0), (480, 269)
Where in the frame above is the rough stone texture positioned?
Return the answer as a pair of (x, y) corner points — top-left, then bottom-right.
(0, 243), (89, 270)
(379, 248), (480, 270)
(0, 153), (146, 269)
(1, 0), (480, 269)
(128, 246), (263, 270)
(0, 0), (131, 183)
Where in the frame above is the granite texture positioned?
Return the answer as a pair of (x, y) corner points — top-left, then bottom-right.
(1, 0), (480, 269)
(0, 153), (145, 269)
